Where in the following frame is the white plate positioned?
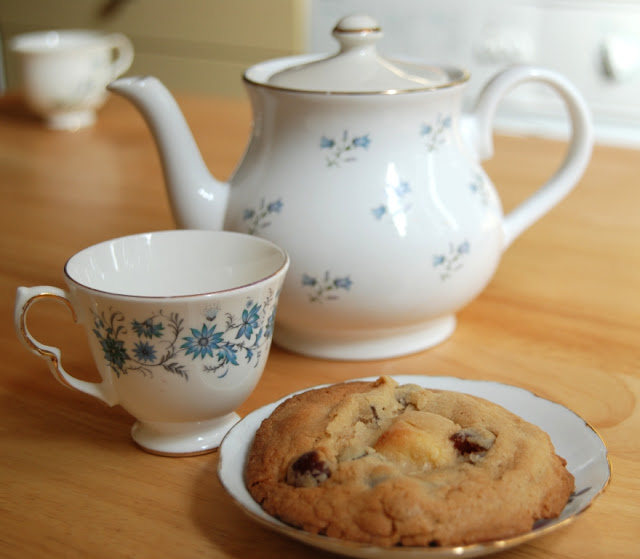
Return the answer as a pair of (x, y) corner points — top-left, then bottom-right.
(217, 376), (610, 558)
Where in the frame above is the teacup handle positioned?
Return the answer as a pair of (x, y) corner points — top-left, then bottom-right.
(15, 286), (118, 406)
(469, 65), (594, 248)
(106, 33), (134, 79)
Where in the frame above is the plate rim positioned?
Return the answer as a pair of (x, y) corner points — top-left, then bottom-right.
(217, 375), (611, 558)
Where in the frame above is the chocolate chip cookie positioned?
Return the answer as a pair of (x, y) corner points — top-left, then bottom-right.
(245, 376), (574, 547)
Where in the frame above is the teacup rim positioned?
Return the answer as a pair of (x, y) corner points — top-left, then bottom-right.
(10, 29), (119, 53)
(63, 229), (290, 300)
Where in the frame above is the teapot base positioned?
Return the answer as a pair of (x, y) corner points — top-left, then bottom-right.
(274, 315), (456, 361)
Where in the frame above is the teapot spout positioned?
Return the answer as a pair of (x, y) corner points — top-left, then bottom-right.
(108, 76), (229, 230)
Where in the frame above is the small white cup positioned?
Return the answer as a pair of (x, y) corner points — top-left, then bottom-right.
(14, 230), (289, 455)
(10, 29), (134, 130)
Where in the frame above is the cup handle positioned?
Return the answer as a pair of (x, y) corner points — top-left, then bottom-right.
(106, 32), (134, 79)
(15, 286), (119, 406)
(469, 65), (594, 248)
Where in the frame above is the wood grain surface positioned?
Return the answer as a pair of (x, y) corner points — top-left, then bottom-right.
(0, 92), (638, 558)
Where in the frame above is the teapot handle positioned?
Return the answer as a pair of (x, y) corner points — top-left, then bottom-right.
(470, 65), (593, 248)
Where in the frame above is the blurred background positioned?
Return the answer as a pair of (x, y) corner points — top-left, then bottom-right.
(1, 0), (639, 146)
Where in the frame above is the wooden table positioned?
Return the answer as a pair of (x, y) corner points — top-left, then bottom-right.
(1, 91), (638, 558)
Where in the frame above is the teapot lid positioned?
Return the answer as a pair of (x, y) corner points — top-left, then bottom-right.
(264, 14), (469, 93)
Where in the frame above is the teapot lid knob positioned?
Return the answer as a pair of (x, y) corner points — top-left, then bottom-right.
(332, 14), (383, 53)
(333, 14), (381, 35)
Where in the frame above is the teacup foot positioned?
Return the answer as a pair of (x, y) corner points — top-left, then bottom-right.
(131, 413), (241, 456)
(274, 315), (456, 360)
(46, 110), (96, 131)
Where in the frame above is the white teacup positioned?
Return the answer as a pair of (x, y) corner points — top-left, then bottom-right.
(14, 230), (289, 455)
(10, 29), (134, 130)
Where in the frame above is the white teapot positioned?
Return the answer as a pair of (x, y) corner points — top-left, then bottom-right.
(108, 14), (593, 360)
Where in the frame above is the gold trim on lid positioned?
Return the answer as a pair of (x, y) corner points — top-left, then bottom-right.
(333, 25), (382, 34)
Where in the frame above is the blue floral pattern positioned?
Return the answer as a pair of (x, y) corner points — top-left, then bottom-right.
(421, 114), (452, 152)
(91, 290), (280, 380)
(243, 198), (284, 234)
(52, 55), (108, 110)
(302, 271), (353, 303)
(469, 173), (491, 206)
(321, 131), (371, 167)
(433, 240), (470, 280)
(372, 180), (412, 221)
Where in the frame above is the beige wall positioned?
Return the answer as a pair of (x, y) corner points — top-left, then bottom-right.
(0, 0), (308, 97)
